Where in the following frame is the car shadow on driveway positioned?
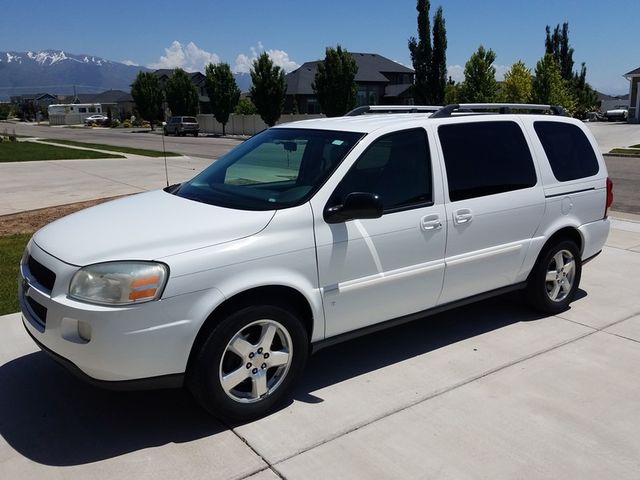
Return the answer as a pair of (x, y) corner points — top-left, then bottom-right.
(0, 291), (578, 466)
(293, 292), (565, 403)
(0, 351), (222, 466)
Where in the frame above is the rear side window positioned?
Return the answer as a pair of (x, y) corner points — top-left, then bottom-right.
(438, 121), (537, 201)
(534, 121), (599, 181)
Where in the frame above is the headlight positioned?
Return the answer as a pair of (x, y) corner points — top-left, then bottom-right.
(69, 261), (168, 306)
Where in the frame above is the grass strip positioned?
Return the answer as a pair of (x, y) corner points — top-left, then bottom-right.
(0, 141), (124, 162)
(44, 139), (181, 157)
(0, 234), (30, 315)
(609, 148), (640, 157)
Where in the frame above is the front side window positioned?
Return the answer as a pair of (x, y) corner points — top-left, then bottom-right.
(330, 128), (432, 212)
(174, 128), (364, 210)
(438, 121), (537, 202)
(534, 121), (599, 181)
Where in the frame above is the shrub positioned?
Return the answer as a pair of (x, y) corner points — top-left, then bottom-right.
(111, 119), (120, 128)
(122, 120), (132, 128)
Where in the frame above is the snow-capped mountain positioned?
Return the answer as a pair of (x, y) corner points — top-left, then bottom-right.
(0, 50), (148, 99)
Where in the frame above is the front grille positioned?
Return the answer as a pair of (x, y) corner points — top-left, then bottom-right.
(26, 296), (47, 326)
(27, 255), (56, 292)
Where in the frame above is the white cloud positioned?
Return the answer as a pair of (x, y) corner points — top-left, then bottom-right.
(149, 41), (219, 72)
(447, 63), (510, 83)
(234, 42), (299, 74)
(122, 59), (139, 67)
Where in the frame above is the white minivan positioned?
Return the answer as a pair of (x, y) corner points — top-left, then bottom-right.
(20, 104), (612, 420)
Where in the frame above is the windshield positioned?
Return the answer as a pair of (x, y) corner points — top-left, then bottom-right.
(174, 128), (364, 210)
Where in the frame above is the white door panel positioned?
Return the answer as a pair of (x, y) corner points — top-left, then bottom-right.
(439, 188), (544, 304)
(315, 206), (446, 337)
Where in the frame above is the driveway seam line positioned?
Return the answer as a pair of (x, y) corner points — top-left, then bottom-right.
(601, 330), (640, 344)
(227, 423), (286, 480)
(270, 329), (597, 466)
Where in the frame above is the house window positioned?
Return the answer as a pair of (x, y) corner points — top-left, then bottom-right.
(79, 107), (87, 113)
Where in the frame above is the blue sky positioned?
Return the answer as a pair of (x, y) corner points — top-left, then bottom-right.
(1, 0), (636, 94)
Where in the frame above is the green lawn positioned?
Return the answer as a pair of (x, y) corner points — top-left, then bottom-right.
(0, 234), (30, 315)
(44, 139), (181, 157)
(0, 141), (124, 162)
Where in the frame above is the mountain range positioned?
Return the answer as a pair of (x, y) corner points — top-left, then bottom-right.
(0, 50), (253, 100)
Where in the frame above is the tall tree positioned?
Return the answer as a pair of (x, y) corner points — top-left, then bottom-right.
(571, 62), (598, 118)
(165, 68), (199, 116)
(531, 54), (574, 111)
(130, 71), (163, 129)
(408, 0), (432, 104)
(499, 60), (533, 103)
(250, 53), (286, 127)
(205, 62), (240, 135)
(460, 46), (498, 103)
(430, 6), (447, 104)
(545, 23), (574, 81)
(312, 45), (358, 117)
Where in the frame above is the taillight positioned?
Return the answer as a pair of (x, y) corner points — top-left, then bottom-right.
(604, 177), (613, 218)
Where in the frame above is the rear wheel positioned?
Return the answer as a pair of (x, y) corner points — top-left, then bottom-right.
(526, 240), (581, 314)
(188, 305), (308, 421)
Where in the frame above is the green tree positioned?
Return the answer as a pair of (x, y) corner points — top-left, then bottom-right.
(234, 97), (257, 114)
(531, 54), (574, 112)
(460, 46), (498, 103)
(250, 53), (286, 127)
(205, 62), (240, 135)
(408, 0), (432, 104)
(545, 23), (574, 81)
(130, 71), (163, 129)
(430, 6), (447, 104)
(444, 76), (460, 104)
(312, 45), (358, 117)
(165, 68), (199, 116)
(499, 60), (533, 103)
(571, 62), (598, 118)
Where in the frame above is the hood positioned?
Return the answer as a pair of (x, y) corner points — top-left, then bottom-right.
(34, 190), (275, 266)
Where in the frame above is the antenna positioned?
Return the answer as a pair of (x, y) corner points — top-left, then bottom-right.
(161, 122), (169, 187)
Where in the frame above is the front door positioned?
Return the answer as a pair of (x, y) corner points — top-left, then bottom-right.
(311, 128), (447, 338)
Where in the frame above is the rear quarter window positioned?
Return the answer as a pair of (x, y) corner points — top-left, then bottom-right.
(438, 121), (537, 202)
(534, 121), (599, 181)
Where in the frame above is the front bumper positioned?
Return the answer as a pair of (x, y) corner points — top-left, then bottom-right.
(19, 241), (223, 384)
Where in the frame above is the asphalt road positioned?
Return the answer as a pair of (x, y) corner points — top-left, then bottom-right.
(6, 122), (243, 160)
(5, 121), (640, 215)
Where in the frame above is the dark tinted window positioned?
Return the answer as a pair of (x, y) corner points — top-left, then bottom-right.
(438, 121), (536, 201)
(331, 128), (431, 212)
(534, 121), (599, 181)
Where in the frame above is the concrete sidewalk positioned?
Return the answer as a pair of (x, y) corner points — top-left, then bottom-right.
(1, 218), (639, 479)
(0, 154), (211, 215)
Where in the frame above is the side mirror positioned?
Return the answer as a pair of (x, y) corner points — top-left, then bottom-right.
(324, 192), (383, 224)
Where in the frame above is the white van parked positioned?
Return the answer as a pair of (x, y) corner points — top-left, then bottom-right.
(20, 104), (612, 420)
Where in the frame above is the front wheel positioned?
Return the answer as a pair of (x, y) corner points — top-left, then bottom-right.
(526, 240), (582, 314)
(188, 305), (308, 422)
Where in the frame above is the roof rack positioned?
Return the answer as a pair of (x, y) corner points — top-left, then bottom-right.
(430, 103), (567, 118)
(346, 105), (442, 116)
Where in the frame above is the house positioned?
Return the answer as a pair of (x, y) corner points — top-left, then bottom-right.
(624, 66), (640, 123)
(153, 69), (210, 115)
(9, 93), (58, 120)
(284, 53), (415, 114)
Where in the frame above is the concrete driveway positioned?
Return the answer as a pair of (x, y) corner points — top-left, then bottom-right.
(1, 218), (639, 479)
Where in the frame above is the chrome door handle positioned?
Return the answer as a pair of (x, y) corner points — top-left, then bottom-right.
(454, 209), (473, 224)
(421, 215), (442, 231)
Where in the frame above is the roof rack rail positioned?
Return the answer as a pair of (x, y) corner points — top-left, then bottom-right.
(346, 105), (442, 116)
(430, 103), (567, 118)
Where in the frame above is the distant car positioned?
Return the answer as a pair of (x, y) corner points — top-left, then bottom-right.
(164, 116), (199, 136)
(605, 106), (628, 122)
(84, 114), (108, 126)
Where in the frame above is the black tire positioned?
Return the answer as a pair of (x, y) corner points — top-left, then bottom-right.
(526, 239), (582, 314)
(187, 305), (308, 422)
(193, 132), (198, 137)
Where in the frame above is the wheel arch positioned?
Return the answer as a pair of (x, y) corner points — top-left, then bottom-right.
(186, 285), (315, 374)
